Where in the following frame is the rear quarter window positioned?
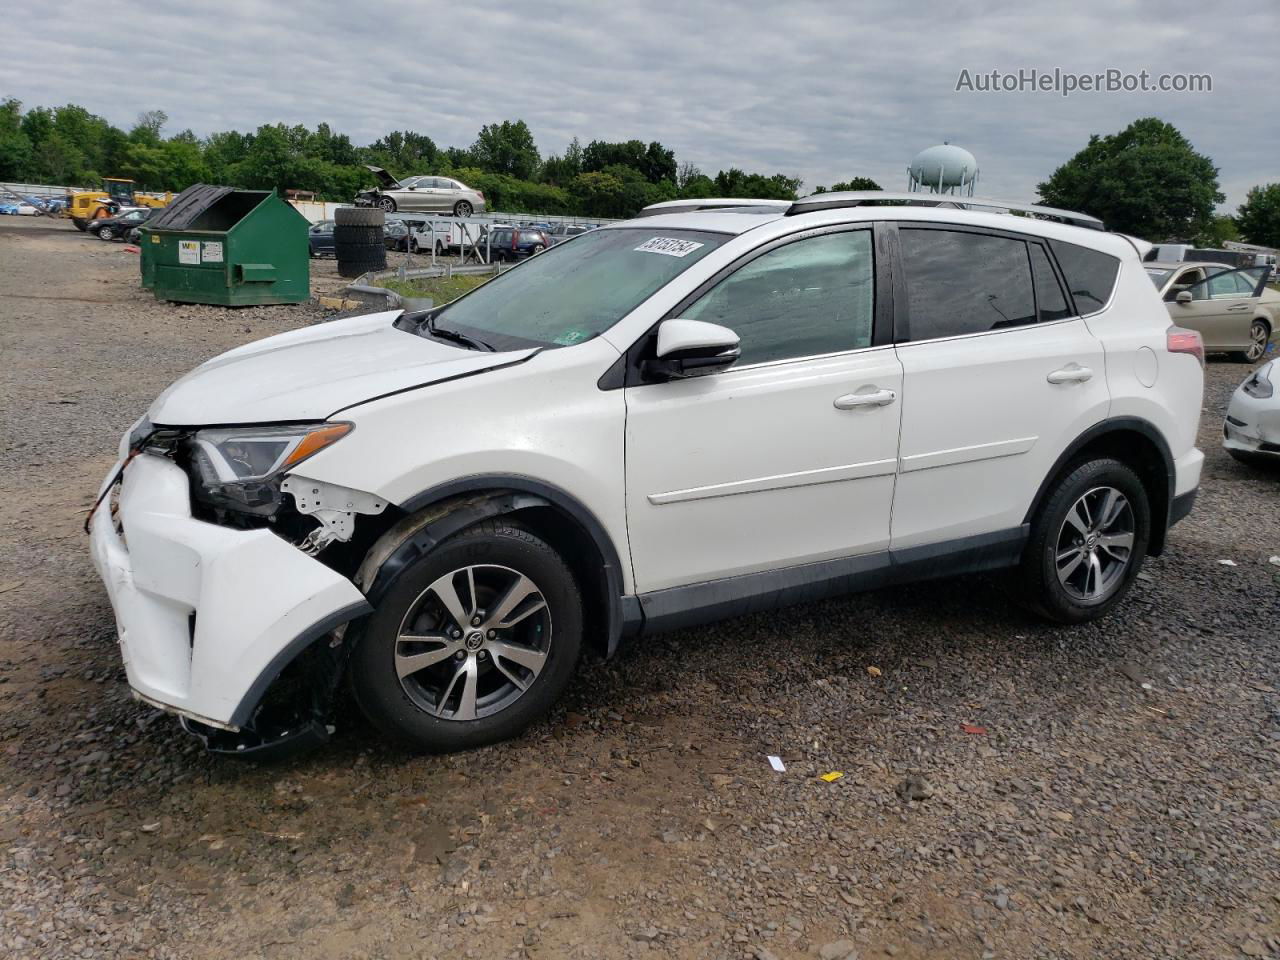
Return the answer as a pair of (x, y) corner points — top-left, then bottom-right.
(1049, 240), (1120, 315)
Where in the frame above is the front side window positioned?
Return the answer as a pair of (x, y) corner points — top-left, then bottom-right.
(432, 227), (726, 349)
(899, 229), (1036, 340)
(1193, 266), (1268, 300)
(680, 230), (874, 365)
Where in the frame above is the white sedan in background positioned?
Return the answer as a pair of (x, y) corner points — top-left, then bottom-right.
(1224, 360), (1280, 463)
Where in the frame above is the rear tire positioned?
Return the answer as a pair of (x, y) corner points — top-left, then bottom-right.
(453, 200), (473, 217)
(350, 520), (583, 752)
(1018, 458), (1150, 624)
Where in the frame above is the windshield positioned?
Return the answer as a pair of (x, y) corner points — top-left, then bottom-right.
(432, 227), (727, 348)
(1145, 268), (1174, 288)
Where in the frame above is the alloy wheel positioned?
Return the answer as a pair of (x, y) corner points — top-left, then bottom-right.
(1055, 486), (1135, 601)
(1246, 322), (1268, 362)
(455, 201), (472, 217)
(379, 197), (396, 212)
(395, 564), (551, 721)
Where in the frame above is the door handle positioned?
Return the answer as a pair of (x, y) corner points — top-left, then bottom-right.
(833, 389), (897, 409)
(1046, 366), (1093, 384)
(1227, 304), (1251, 311)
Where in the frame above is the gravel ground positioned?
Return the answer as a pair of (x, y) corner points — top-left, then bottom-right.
(1, 215), (1278, 960)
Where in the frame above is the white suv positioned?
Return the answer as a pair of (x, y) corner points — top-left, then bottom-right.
(89, 193), (1205, 755)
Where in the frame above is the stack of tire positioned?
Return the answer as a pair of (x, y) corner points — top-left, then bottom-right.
(334, 207), (387, 279)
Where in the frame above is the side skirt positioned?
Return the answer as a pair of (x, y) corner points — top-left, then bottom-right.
(631, 527), (1028, 636)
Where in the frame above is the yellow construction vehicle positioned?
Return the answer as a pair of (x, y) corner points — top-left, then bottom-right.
(69, 178), (170, 230)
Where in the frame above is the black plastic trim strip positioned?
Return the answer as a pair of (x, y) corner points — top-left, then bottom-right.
(1169, 488), (1197, 528)
(1020, 417), (1176, 555)
(633, 526), (1027, 636)
(227, 598), (372, 729)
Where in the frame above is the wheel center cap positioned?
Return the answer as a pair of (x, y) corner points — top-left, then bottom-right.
(464, 630), (485, 650)
(1085, 533), (1099, 549)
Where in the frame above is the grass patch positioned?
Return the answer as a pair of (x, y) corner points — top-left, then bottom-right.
(382, 273), (490, 304)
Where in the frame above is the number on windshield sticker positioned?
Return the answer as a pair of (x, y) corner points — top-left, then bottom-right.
(634, 237), (705, 258)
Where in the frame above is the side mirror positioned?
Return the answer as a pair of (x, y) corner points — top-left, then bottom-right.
(1176, 290), (1193, 305)
(647, 319), (741, 380)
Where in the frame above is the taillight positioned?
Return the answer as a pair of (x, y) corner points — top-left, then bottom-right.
(1167, 325), (1204, 367)
(477, 191), (485, 200)
(512, 229), (520, 247)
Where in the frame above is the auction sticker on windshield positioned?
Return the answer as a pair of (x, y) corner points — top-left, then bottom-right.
(635, 236), (705, 257)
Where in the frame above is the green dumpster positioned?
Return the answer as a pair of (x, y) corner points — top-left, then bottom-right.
(139, 184), (310, 306)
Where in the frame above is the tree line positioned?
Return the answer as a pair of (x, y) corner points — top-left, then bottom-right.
(1037, 117), (1278, 249)
(1, 101), (1275, 245)
(0, 101), (855, 220)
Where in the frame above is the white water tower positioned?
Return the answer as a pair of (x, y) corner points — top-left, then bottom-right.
(908, 143), (979, 196)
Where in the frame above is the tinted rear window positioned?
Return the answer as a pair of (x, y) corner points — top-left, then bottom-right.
(1049, 240), (1120, 314)
(899, 229), (1036, 341)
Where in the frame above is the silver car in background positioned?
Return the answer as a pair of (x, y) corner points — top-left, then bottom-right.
(355, 165), (486, 217)
(1224, 360), (1280, 464)
(1146, 261), (1274, 362)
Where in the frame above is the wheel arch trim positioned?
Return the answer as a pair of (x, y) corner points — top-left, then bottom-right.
(365, 475), (631, 655)
(1022, 416), (1177, 555)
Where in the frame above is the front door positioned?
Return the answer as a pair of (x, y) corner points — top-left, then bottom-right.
(623, 227), (903, 594)
(889, 226), (1110, 549)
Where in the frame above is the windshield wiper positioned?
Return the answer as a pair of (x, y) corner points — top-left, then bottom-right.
(424, 315), (496, 352)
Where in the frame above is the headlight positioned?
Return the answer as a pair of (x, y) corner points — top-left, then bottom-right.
(1243, 366), (1274, 399)
(187, 422), (352, 516)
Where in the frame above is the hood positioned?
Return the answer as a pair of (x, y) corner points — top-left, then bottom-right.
(148, 310), (536, 425)
(363, 164), (400, 190)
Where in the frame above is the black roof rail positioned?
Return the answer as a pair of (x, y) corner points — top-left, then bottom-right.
(785, 191), (1105, 231)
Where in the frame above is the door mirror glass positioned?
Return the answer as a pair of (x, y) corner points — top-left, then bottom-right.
(648, 319), (740, 379)
(1176, 290), (1193, 305)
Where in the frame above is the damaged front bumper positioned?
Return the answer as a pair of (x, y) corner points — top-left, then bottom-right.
(1224, 387), (1280, 459)
(89, 452), (371, 738)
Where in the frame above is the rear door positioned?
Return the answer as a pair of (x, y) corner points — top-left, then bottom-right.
(888, 225), (1111, 550)
(1173, 266), (1271, 350)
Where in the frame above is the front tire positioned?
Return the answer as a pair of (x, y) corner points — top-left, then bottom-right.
(1018, 458), (1150, 624)
(378, 196), (397, 213)
(95, 226), (114, 240)
(1236, 319), (1270, 363)
(350, 520), (583, 752)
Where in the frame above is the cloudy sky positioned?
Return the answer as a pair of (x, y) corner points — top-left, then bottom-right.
(3, 0), (1275, 208)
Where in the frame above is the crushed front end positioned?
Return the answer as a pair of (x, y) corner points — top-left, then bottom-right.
(88, 419), (388, 754)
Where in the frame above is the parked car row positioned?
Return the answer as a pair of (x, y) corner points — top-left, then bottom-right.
(1, 194), (70, 215)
